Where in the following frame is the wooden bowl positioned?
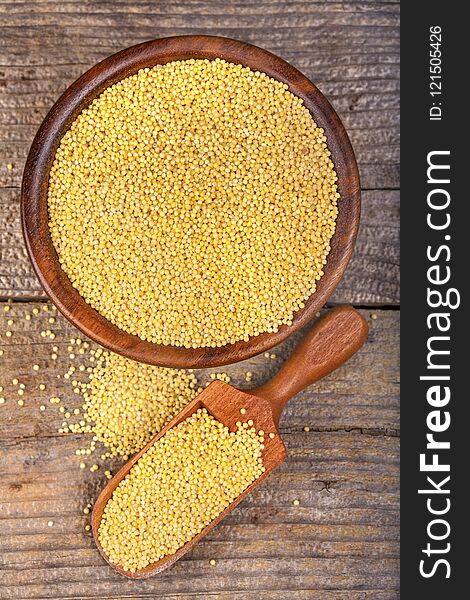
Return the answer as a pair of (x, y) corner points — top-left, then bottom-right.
(21, 35), (360, 369)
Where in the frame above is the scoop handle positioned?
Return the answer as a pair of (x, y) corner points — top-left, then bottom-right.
(250, 305), (368, 426)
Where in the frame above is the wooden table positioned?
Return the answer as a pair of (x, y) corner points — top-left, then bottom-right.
(0, 1), (399, 598)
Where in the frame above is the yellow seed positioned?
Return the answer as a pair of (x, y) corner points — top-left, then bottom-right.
(33, 364), (40, 371)
(49, 317), (56, 324)
(269, 432), (275, 439)
(292, 499), (300, 506)
(7, 319), (13, 326)
(240, 408), (246, 415)
(209, 559), (217, 566)
(98, 408), (264, 572)
(48, 60), (339, 349)
(371, 313), (378, 320)
(40, 405), (46, 411)
(25, 314), (32, 321)
(85, 524), (91, 531)
(79, 462), (86, 469)
(17, 399), (24, 406)
(64, 351), (200, 457)
(247, 419), (253, 427)
(51, 353), (58, 360)
(83, 507), (90, 515)
(0, 398), (5, 404)
(47, 520), (54, 527)
(303, 426), (310, 432)
(39, 384), (46, 391)
(5, 331), (12, 337)
(32, 308), (39, 315)
(270, 354), (277, 360)
(12, 379), (18, 385)
(3, 305), (10, 311)
(17, 389), (24, 396)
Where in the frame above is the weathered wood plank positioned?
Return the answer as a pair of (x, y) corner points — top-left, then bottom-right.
(0, 433), (398, 598)
(0, 593), (400, 600)
(0, 188), (399, 303)
(0, 432), (399, 598)
(0, 303), (399, 598)
(0, 592), (400, 600)
(0, 304), (399, 439)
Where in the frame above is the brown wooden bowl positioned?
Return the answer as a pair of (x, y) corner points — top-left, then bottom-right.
(21, 35), (360, 368)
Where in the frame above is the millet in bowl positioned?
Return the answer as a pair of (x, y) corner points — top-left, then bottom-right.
(47, 58), (339, 349)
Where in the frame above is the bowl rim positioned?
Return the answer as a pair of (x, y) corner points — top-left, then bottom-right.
(21, 34), (361, 368)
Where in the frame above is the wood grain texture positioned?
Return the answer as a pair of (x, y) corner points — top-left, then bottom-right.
(0, 304), (399, 441)
(0, 303), (399, 597)
(0, 0), (399, 304)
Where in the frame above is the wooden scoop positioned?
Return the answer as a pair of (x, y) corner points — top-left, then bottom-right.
(91, 305), (368, 578)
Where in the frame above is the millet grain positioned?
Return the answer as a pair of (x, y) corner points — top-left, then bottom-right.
(48, 59), (339, 348)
